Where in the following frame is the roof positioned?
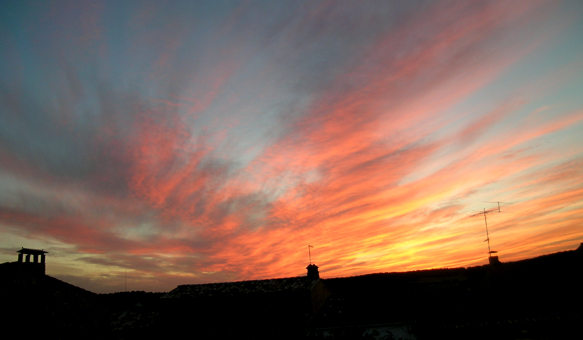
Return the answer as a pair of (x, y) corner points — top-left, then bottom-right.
(17, 247), (48, 255)
(163, 276), (320, 299)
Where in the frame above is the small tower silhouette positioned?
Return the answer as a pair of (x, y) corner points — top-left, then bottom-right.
(488, 251), (501, 265)
(17, 247), (48, 275)
(306, 264), (319, 279)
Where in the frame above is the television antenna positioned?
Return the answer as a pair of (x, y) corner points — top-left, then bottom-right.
(469, 202), (511, 258)
(308, 245), (313, 264)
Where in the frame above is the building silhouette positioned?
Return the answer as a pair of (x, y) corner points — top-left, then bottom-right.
(161, 264), (330, 337)
(0, 247), (49, 276)
(0, 247), (99, 339)
(1, 243), (582, 339)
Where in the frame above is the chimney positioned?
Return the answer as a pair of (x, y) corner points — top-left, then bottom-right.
(489, 255), (501, 266)
(16, 247), (48, 275)
(306, 264), (319, 279)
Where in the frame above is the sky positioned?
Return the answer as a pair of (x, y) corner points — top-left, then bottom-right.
(1, 0), (583, 293)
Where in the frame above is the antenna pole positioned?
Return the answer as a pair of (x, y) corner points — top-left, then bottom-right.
(308, 245), (313, 264)
(483, 208), (491, 254)
(470, 203), (508, 258)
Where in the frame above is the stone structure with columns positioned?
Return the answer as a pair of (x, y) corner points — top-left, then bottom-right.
(16, 247), (48, 275)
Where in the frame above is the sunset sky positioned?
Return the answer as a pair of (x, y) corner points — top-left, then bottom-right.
(1, 0), (583, 293)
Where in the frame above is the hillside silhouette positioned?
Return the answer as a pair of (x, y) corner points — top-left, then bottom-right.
(1, 244), (582, 339)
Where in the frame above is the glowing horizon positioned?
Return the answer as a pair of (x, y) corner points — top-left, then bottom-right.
(1, 0), (583, 293)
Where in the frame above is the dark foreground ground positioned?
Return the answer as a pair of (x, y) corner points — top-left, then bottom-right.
(1, 245), (581, 339)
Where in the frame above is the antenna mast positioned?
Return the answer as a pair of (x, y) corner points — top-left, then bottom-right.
(469, 201), (511, 263)
(470, 207), (497, 255)
(308, 245), (313, 264)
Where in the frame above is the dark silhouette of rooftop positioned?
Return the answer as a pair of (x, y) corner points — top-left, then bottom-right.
(1, 243), (581, 339)
(159, 264), (330, 338)
(1, 248), (100, 339)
